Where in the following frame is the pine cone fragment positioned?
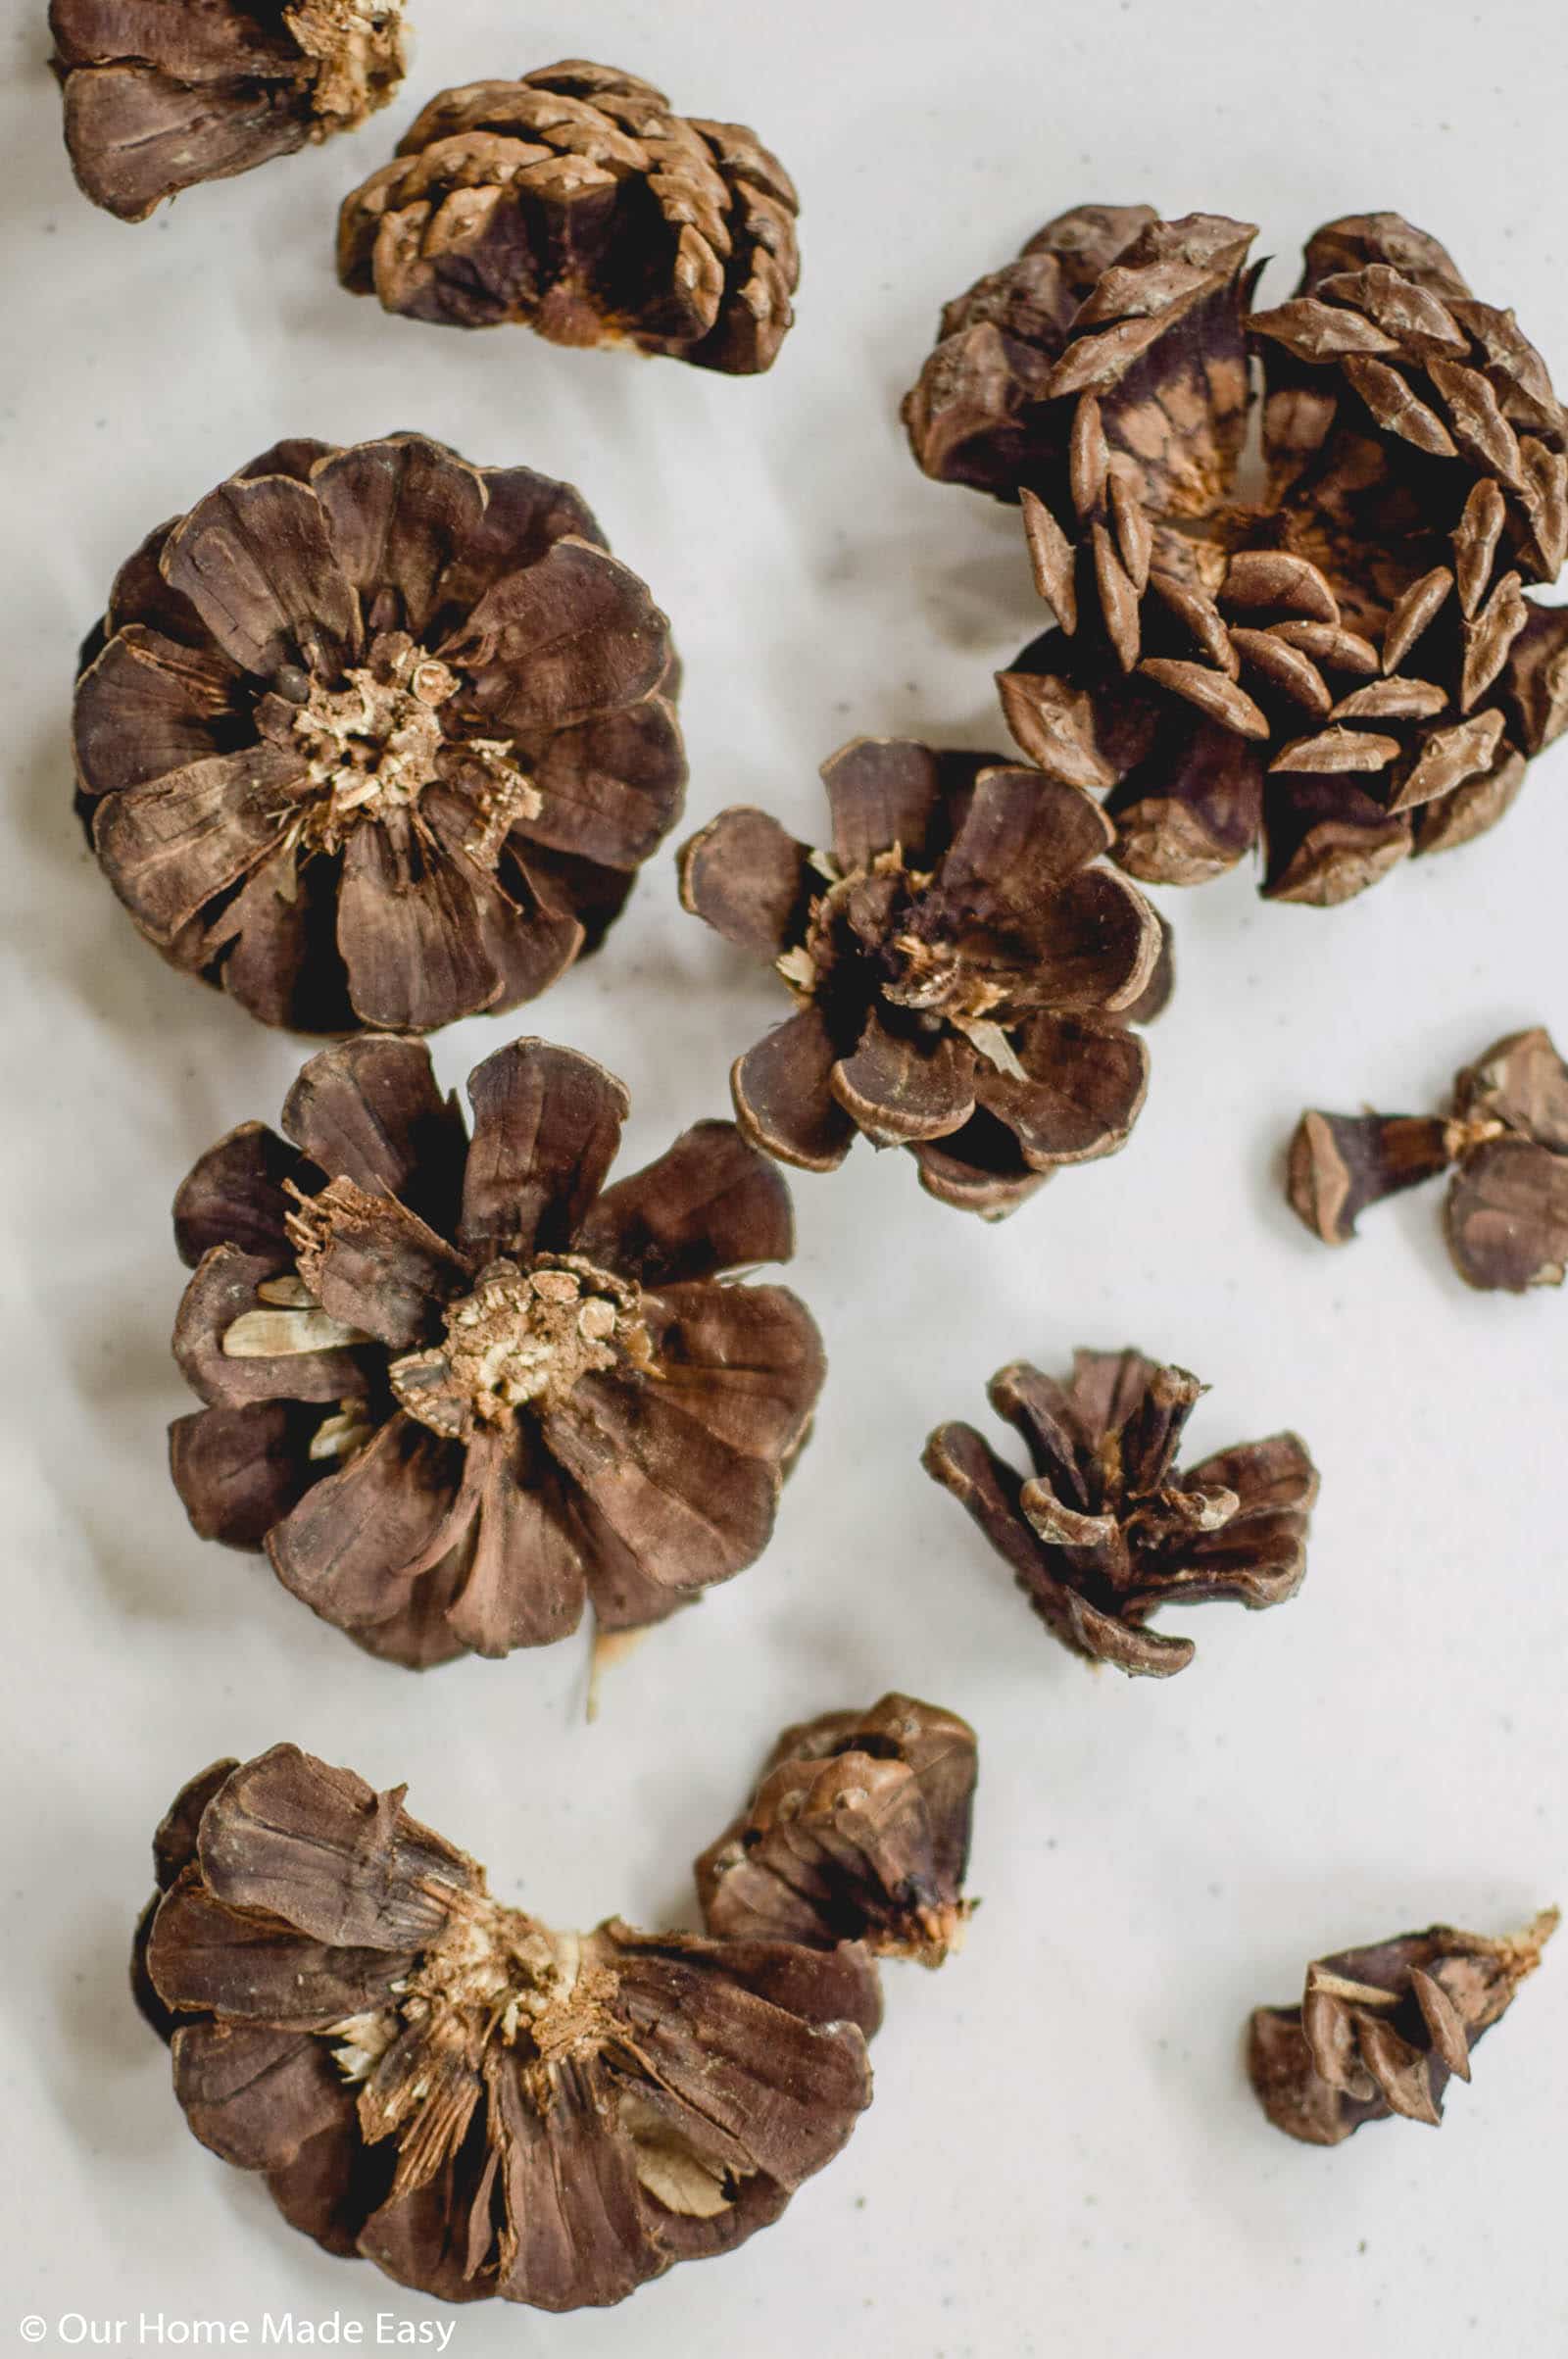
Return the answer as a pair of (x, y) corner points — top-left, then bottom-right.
(169, 1035), (825, 1667)
(50, 1), (407, 221)
(338, 61), (800, 374)
(134, 1746), (880, 2309)
(678, 739), (1170, 1218)
(908, 207), (1568, 903)
(697, 1696), (977, 1966)
(1249, 1910), (1557, 2145)
(73, 433), (685, 1033)
(1287, 1025), (1568, 1290)
(924, 1350), (1317, 1676)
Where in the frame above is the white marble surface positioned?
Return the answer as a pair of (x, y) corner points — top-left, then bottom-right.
(3, 1), (1566, 2351)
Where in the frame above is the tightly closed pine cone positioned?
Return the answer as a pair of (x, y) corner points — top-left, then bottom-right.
(74, 433), (685, 1033)
(50, 0), (407, 221)
(169, 1035), (824, 1667)
(1287, 1024), (1568, 1291)
(1249, 1910), (1557, 2145)
(907, 208), (1568, 904)
(338, 61), (800, 374)
(696, 1695), (978, 1966)
(678, 739), (1171, 1218)
(134, 1746), (880, 2309)
(924, 1349), (1317, 1677)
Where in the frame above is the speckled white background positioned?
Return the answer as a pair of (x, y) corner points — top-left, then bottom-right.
(3, 1), (1566, 2351)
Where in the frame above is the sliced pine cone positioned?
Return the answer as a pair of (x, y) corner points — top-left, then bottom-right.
(169, 1035), (824, 1667)
(678, 740), (1170, 1218)
(134, 1746), (880, 2309)
(1287, 1024), (1568, 1290)
(73, 433), (685, 1033)
(696, 1696), (977, 1966)
(50, 1), (407, 221)
(924, 1349), (1317, 1676)
(1249, 1910), (1557, 2145)
(338, 62), (800, 374)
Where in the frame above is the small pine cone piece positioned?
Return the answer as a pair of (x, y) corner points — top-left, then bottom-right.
(924, 1349), (1317, 1677)
(1287, 1024), (1568, 1291)
(1249, 1910), (1557, 2145)
(169, 1034), (825, 1667)
(678, 739), (1171, 1218)
(50, 0), (407, 221)
(73, 433), (685, 1033)
(696, 1696), (978, 1967)
(338, 62), (800, 375)
(133, 1746), (880, 2310)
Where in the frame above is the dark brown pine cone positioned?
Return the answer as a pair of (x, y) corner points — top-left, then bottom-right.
(1249, 1910), (1557, 2145)
(696, 1695), (977, 1967)
(907, 207), (1568, 903)
(338, 62), (800, 375)
(923, 1349), (1317, 1677)
(677, 740), (1170, 1218)
(133, 1746), (880, 2309)
(1287, 1024), (1568, 1291)
(50, 1), (407, 221)
(73, 433), (685, 1033)
(169, 1035), (824, 1667)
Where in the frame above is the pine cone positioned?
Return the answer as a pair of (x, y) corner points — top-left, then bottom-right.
(169, 1035), (824, 1667)
(678, 740), (1170, 1218)
(73, 433), (685, 1033)
(924, 1349), (1317, 1676)
(133, 1746), (880, 2309)
(338, 62), (800, 374)
(50, 0), (406, 221)
(696, 1695), (977, 1966)
(1287, 1024), (1568, 1290)
(909, 206), (1568, 903)
(1249, 1910), (1557, 2145)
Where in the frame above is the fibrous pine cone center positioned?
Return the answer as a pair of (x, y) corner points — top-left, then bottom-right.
(286, 1), (407, 130)
(389, 1255), (649, 1437)
(286, 634), (457, 842)
(789, 852), (1018, 1069)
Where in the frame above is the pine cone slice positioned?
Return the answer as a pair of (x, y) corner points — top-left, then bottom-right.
(134, 1747), (880, 2309)
(338, 62), (800, 374)
(169, 1035), (824, 1666)
(679, 741), (1168, 1218)
(1249, 1911), (1557, 2144)
(50, 1), (407, 221)
(74, 434), (686, 1032)
(924, 1349), (1317, 1677)
(696, 1696), (978, 1965)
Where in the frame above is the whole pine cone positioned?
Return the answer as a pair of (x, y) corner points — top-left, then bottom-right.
(338, 62), (800, 374)
(169, 1035), (824, 1666)
(134, 1746), (879, 2309)
(50, 0), (407, 221)
(696, 1695), (978, 1966)
(924, 1349), (1317, 1675)
(73, 433), (685, 1033)
(1249, 1910), (1557, 2144)
(907, 209), (1568, 903)
(678, 739), (1170, 1217)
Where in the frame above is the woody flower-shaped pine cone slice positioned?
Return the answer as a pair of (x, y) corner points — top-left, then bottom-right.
(73, 432), (685, 1033)
(169, 1034), (825, 1667)
(678, 739), (1170, 1218)
(924, 1349), (1317, 1676)
(696, 1695), (978, 1966)
(134, 1746), (880, 2310)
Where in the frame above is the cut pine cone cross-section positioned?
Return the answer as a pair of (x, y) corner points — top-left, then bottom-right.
(907, 207), (1568, 904)
(169, 1035), (825, 1668)
(133, 1746), (881, 2310)
(678, 739), (1171, 1218)
(924, 1349), (1317, 1676)
(50, 0), (407, 221)
(73, 434), (685, 1034)
(339, 61), (800, 374)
